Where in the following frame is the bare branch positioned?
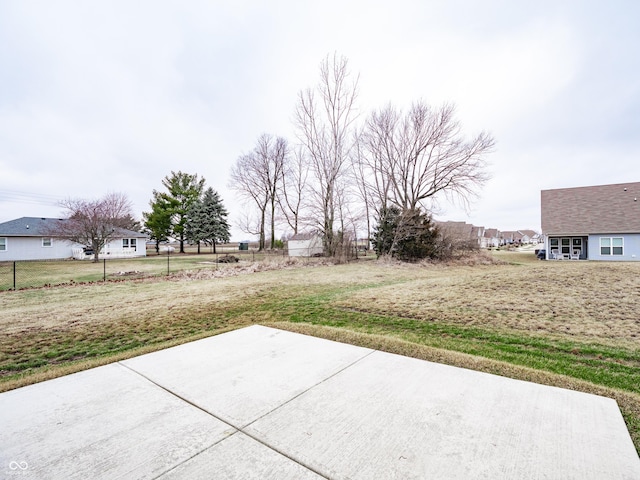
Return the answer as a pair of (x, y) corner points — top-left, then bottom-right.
(45, 192), (135, 261)
(362, 100), (494, 212)
(295, 52), (360, 255)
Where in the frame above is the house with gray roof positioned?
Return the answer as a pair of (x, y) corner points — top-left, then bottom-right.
(541, 182), (640, 261)
(0, 217), (147, 261)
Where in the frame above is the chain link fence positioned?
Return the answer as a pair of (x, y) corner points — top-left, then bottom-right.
(0, 246), (366, 291)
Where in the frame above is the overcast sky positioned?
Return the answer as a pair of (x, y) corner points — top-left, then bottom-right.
(1, 0), (638, 239)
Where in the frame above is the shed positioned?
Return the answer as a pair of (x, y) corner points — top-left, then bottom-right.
(288, 234), (323, 257)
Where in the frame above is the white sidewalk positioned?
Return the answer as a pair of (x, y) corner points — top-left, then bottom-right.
(1, 325), (638, 479)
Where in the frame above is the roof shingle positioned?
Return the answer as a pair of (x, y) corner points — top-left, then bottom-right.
(541, 182), (640, 235)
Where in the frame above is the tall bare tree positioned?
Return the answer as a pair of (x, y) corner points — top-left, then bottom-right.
(277, 146), (309, 236)
(46, 192), (135, 262)
(363, 101), (494, 212)
(229, 134), (287, 250)
(348, 130), (376, 248)
(295, 53), (359, 256)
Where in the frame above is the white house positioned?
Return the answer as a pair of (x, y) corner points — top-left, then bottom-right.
(0, 217), (147, 261)
(288, 233), (324, 257)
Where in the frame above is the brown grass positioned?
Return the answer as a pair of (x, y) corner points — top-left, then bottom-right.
(336, 258), (640, 348)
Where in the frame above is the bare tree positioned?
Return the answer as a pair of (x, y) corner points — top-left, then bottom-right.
(295, 53), (359, 256)
(229, 134), (287, 250)
(277, 146), (309, 236)
(348, 130), (376, 248)
(363, 101), (494, 212)
(46, 192), (135, 261)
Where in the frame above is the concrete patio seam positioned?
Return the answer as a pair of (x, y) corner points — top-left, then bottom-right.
(119, 360), (334, 480)
(242, 348), (377, 431)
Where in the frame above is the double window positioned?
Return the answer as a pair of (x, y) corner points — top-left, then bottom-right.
(600, 237), (623, 256)
(122, 238), (137, 250)
(42, 237), (52, 247)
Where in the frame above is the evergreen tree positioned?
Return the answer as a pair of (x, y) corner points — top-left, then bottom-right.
(145, 171), (205, 253)
(186, 187), (230, 253)
(372, 206), (401, 258)
(143, 192), (173, 254)
(372, 206), (440, 262)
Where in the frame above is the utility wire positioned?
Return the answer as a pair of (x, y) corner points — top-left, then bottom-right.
(0, 189), (67, 206)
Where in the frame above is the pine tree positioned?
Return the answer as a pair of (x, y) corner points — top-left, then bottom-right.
(372, 206), (440, 261)
(186, 187), (230, 253)
(142, 192), (173, 254)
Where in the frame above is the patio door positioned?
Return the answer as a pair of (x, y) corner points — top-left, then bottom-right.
(549, 237), (585, 259)
(572, 238), (582, 257)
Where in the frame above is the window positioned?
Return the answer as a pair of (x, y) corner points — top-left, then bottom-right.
(600, 237), (623, 256)
(0, 237), (6, 251)
(612, 237), (623, 255)
(123, 238), (136, 249)
(42, 237), (52, 247)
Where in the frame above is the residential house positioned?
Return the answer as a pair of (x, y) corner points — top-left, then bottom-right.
(436, 221), (483, 249)
(541, 182), (640, 261)
(287, 233), (324, 257)
(501, 230), (524, 245)
(518, 229), (540, 244)
(483, 228), (502, 248)
(0, 217), (147, 261)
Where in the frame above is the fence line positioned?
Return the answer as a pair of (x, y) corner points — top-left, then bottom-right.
(0, 246), (365, 291)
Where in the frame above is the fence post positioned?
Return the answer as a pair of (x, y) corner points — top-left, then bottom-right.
(103, 258), (106, 281)
(167, 249), (170, 275)
(13, 261), (16, 290)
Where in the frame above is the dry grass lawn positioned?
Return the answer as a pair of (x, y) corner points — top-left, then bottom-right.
(337, 257), (640, 347)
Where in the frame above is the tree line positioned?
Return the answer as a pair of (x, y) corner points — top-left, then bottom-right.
(143, 171), (230, 254)
(49, 53), (493, 263)
(47, 173), (230, 261)
(230, 53), (494, 260)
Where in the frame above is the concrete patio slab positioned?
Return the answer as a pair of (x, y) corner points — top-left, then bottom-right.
(1, 325), (638, 479)
(159, 432), (323, 480)
(246, 348), (640, 479)
(121, 325), (373, 428)
(0, 363), (234, 479)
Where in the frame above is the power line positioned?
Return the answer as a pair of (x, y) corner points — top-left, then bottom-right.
(0, 190), (67, 207)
